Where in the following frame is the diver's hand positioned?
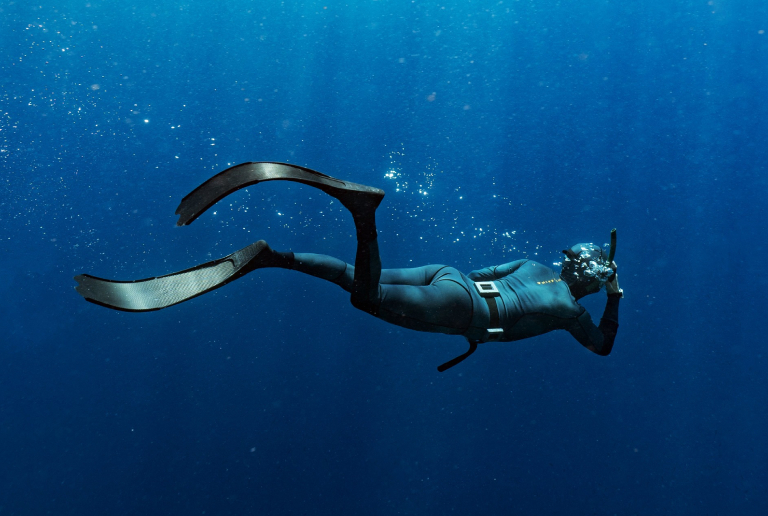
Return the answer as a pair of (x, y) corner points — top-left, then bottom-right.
(605, 261), (623, 297)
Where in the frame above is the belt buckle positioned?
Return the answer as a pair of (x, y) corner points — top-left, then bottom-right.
(474, 281), (503, 340)
(486, 328), (504, 341)
(474, 281), (500, 298)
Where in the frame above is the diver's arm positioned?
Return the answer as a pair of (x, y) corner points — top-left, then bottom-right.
(467, 260), (528, 281)
(569, 294), (621, 355)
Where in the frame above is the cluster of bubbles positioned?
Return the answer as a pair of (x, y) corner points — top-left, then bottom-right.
(381, 143), (543, 265)
(583, 259), (615, 285)
(566, 245), (615, 286)
(2, 9), (208, 253)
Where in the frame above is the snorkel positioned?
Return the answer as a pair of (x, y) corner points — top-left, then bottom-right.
(608, 228), (617, 264)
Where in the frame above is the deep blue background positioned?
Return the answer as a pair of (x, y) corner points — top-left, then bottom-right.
(2, 1), (767, 514)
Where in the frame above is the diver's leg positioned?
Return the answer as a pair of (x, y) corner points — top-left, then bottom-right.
(289, 252), (353, 291)
(378, 266), (449, 286)
(375, 265), (473, 335)
(288, 255), (449, 292)
(287, 255), (473, 335)
(348, 207), (381, 312)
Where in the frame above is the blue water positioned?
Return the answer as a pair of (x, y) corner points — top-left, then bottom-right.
(2, 1), (767, 514)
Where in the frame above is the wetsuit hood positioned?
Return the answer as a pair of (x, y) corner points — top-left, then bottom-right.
(560, 243), (613, 299)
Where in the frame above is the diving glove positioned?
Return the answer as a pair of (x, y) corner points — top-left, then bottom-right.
(605, 262), (623, 297)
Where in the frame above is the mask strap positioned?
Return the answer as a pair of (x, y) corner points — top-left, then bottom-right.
(562, 249), (580, 260)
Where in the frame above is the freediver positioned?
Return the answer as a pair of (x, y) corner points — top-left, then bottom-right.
(74, 163), (623, 371)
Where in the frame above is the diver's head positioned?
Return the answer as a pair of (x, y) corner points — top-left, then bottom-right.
(560, 243), (614, 300)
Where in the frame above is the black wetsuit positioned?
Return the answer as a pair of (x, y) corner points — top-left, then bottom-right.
(282, 222), (620, 356)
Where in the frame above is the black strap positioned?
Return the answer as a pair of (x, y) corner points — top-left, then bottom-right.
(437, 341), (479, 372)
(485, 296), (500, 329)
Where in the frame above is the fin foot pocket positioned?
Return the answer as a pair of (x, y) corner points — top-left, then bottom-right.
(74, 240), (271, 311)
(175, 162), (384, 226)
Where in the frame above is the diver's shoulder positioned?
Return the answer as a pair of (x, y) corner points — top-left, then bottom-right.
(518, 259), (557, 275)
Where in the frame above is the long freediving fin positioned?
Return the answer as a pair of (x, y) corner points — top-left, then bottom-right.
(74, 240), (271, 312)
(175, 162), (385, 226)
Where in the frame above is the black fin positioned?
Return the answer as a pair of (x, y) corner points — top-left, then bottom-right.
(175, 162), (384, 226)
(74, 240), (271, 312)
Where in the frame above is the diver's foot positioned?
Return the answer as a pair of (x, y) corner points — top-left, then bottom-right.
(237, 240), (293, 273)
(325, 182), (385, 221)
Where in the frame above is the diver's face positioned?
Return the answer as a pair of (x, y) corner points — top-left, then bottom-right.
(583, 278), (602, 296)
(561, 271), (601, 300)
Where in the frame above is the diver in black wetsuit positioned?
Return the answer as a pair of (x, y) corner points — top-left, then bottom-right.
(75, 163), (623, 371)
